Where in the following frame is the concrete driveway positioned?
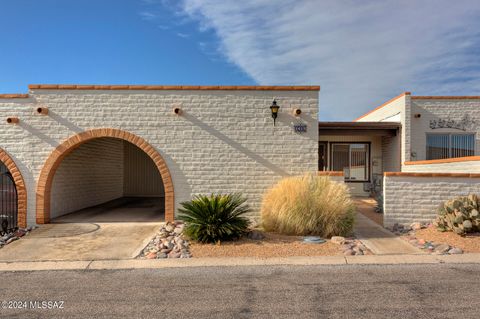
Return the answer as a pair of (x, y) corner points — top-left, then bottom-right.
(0, 197), (163, 262)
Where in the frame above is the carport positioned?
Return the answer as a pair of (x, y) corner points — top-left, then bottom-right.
(48, 137), (165, 223)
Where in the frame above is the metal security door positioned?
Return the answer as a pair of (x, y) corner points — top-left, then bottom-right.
(0, 162), (17, 234)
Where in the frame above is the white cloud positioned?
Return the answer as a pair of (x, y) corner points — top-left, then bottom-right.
(176, 32), (190, 38)
(177, 0), (480, 120)
(139, 11), (158, 20)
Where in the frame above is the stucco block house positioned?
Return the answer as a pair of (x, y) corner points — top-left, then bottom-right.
(1, 84), (479, 231)
(319, 92), (480, 226)
(0, 84), (319, 229)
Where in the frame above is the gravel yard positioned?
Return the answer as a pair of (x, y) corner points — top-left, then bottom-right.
(413, 226), (480, 253)
(190, 233), (344, 258)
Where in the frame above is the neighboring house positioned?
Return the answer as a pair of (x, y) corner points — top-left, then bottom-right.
(320, 92), (480, 226)
(0, 84), (319, 229)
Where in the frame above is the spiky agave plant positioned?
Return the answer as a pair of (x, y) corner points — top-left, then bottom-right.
(178, 193), (251, 243)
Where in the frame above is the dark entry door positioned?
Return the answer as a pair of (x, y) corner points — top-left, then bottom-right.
(0, 162), (17, 234)
(318, 142), (327, 171)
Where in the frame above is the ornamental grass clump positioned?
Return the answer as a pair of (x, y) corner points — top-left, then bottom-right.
(435, 194), (480, 235)
(261, 174), (354, 237)
(178, 193), (251, 243)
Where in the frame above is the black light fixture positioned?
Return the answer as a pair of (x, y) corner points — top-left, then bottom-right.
(270, 99), (280, 126)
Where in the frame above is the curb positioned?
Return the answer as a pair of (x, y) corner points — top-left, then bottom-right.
(0, 254), (479, 272)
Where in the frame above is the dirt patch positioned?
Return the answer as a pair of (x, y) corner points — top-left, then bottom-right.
(414, 226), (480, 253)
(189, 232), (343, 258)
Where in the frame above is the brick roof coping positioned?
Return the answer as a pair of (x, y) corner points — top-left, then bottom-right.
(0, 94), (29, 99)
(385, 172), (480, 178)
(28, 84), (320, 91)
(404, 156), (480, 165)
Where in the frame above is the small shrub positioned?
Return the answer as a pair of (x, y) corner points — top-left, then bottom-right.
(261, 174), (354, 237)
(178, 193), (251, 243)
(435, 194), (480, 235)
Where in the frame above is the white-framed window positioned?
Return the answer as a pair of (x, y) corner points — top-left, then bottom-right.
(331, 143), (370, 182)
(426, 133), (475, 160)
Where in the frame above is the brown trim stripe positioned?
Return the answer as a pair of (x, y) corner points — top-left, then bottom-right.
(318, 171), (344, 176)
(385, 172), (480, 178)
(405, 156), (480, 165)
(412, 96), (480, 100)
(354, 92), (410, 122)
(28, 84), (320, 91)
(0, 94), (29, 99)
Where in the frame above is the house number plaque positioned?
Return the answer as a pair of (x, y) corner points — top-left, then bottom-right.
(293, 123), (307, 133)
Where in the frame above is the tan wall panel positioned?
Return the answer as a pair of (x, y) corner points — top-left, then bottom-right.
(123, 141), (164, 196)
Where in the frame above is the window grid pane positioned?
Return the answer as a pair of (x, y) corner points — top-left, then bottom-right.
(332, 143), (369, 181)
(427, 134), (475, 160)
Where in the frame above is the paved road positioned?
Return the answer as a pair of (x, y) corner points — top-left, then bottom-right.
(0, 264), (479, 318)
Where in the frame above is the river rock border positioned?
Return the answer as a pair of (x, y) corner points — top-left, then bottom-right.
(139, 221), (191, 259)
(390, 222), (464, 255)
(0, 226), (35, 248)
(330, 236), (370, 255)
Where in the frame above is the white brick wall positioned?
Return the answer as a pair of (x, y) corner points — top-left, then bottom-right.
(383, 175), (480, 226)
(51, 138), (124, 218)
(402, 160), (480, 173)
(409, 98), (480, 162)
(0, 89), (319, 225)
(356, 93), (409, 163)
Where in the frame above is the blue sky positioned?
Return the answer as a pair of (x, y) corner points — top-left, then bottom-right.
(1, 0), (480, 120)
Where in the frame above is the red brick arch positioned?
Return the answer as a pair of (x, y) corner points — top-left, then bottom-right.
(0, 148), (27, 228)
(36, 128), (174, 224)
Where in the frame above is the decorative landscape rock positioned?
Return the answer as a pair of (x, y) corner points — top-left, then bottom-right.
(139, 221), (191, 259)
(247, 230), (265, 240)
(434, 244), (450, 254)
(0, 226), (35, 249)
(330, 236), (345, 245)
(410, 222), (422, 231)
(448, 247), (463, 254)
(339, 238), (368, 256)
(399, 224), (464, 255)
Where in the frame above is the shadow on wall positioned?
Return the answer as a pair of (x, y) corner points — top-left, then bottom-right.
(151, 147), (192, 210)
(48, 110), (84, 134)
(19, 121), (59, 148)
(183, 112), (289, 177)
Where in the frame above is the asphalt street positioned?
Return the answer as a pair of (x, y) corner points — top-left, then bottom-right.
(0, 263), (479, 318)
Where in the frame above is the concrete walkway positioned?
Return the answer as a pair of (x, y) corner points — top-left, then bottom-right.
(0, 254), (479, 272)
(354, 199), (423, 255)
(0, 198), (163, 262)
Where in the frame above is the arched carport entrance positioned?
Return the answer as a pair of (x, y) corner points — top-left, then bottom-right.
(0, 148), (26, 229)
(36, 128), (174, 224)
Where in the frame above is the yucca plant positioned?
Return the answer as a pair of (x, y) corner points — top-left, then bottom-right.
(178, 193), (251, 243)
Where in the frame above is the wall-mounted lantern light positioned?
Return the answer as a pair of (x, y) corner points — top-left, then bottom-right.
(294, 108), (302, 116)
(36, 107), (49, 115)
(414, 113), (421, 118)
(270, 100), (280, 126)
(173, 107), (182, 115)
(6, 117), (19, 124)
